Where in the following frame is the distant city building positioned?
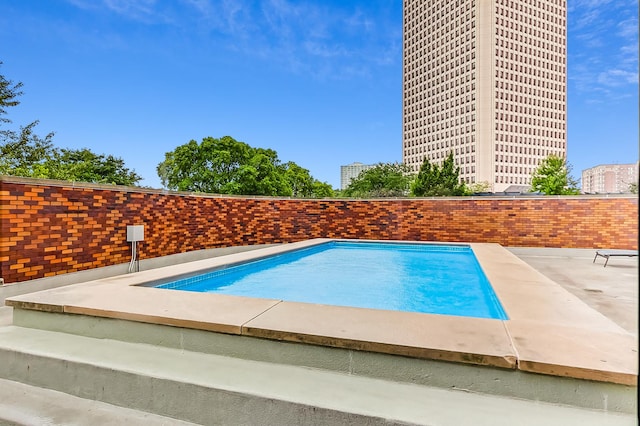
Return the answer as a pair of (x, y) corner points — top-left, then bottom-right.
(581, 163), (639, 193)
(340, 162), (375, 190)
(402, 0), (567, 192)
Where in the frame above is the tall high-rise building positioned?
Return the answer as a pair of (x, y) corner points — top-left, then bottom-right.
(402, 0), (567, 192)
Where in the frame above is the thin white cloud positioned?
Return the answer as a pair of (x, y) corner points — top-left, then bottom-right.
(617, 18), (638, 38)
(567, 0), (615, 11)
(203, 0), (399, 80)
(103, 0), (156, 15)
(344, 9), (375, 33)
(568, 0), (639, 101)
(66, 0), (176, 25)
(620, 44), (639, 65)
(181, 0), (212, 15)
(67, 0), (156, 17)
(303, 41), (349, 59)
(573, 9), (602, 30)
(62, 0), (401, 80)
(64, 0), (96, 10)
(597, 69), (639, 86)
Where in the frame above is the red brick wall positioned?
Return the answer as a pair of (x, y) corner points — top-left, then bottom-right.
(1, 177), (637, 283)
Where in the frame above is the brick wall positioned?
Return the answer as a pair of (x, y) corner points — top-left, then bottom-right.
(1, 176), (637, 283)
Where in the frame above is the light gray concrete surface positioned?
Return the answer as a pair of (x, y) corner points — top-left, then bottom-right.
(0, 246), (637, 425)
(0, 306), (11, 327)
(0, 326), (636, 426)
(0, 378), (197, 426)
(12, 308), (635, 412)
(508, 247), (638, 335)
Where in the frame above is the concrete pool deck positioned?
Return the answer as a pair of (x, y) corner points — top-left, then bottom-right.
(0, 242), (638, 424)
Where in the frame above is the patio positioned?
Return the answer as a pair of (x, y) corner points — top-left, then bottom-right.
(0, 245), (637, 425)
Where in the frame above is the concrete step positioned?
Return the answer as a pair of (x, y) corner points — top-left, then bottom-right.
(0, 325), (635, 426)
(0, 378), (197, 426)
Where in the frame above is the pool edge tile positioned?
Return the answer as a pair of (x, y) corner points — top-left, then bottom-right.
(507, 320), (638, 386)
(242, 301), (518, 370)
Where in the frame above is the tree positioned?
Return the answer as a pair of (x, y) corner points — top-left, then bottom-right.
(1, 62), (54, 177)
(310, 180), (335, 198)
(411, 152), (466, 196)
(157, 136), (334, 197)
(0, 62), (23, 124)
(0, 121), (54, 177)
(0, 63), (141, 186)
(44, 148), (141, 186)
(0, 135), (142, 185)
(236, 148), (291, 196)
(465, 181), (491, 195)
(283, 162), (314, 197)
(158, 136), (286, 195)
(282, 162), (335, 198)
(343, 163), (413, 197)
(530, 155), (580, 195)
(1, 62), (52, 176)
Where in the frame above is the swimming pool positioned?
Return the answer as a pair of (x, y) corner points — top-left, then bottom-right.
(7, 239), (636, 390)
(155, 241), (508, 320)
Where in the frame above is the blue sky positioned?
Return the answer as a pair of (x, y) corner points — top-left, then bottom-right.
(1, 0), (637, 189)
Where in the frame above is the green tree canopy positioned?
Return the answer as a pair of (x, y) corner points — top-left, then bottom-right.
(0, 121), (54, 177)
(0, 63), (141, 186)
(343, 163), (413, 197)
(283, 161), (315, 197)
(1, 61), (53, 177)
(0, 135), (142, 186)
(530, 155), (580, 195)
(44, 148), (141, 185)
(410, 152), (466, 196)
(310, 180), (335, 198)
(157, 136), (334, 197)
(282, 161), (335, 198)
(0, 62), (23, 124)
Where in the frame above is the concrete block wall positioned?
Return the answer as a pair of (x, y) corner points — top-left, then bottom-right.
(1, 176), (637, 283)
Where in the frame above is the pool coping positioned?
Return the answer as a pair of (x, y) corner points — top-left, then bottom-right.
(5, 239), (638, 386)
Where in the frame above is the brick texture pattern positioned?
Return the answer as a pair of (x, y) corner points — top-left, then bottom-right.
(1, 177), (638, 283)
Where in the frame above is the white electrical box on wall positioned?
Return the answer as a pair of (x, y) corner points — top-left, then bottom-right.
(126, 225), (144, 242)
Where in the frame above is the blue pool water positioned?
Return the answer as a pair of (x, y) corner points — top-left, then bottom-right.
(155, 241), (508, 320)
